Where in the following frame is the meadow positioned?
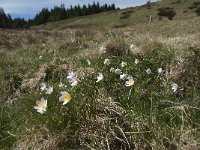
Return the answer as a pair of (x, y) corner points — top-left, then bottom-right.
(0, 0), (200, 149)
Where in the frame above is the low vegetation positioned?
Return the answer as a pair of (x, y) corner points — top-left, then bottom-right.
(0, 0), (200, 149)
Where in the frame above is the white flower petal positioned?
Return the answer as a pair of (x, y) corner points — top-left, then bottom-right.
(96, 73), (104, 82)
(115, 68), (122, 75)
(104, 59), (111, 65)
(121, 61), (127, 68)
(158, 68), (163, 74)
(134, 59), (139, 64)
(146, 68), (151, 74)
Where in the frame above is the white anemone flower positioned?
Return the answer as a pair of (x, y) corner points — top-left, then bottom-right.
(34, 98), (47, 114)
(96, 73), (104, 82)
(158, 68), (163, 74)
(121, 61), (127, 68)
(40, 82), (47, 91)
(104, 59), (111, 65)
(100, 46), (106, 53)
(120, 73), (129, 80)
(134, 59), (139, 64)
(67, 71), (78, 86)
(125, 78), (135, 87)
(67, 71), (77, 81)
(59, 91), (71, 105)
(71, 79), (78, 86)
(59, 82), (64, 88)
(115, 68), (122, 75)
(110, 67), (115, 73)
(45, 86), (53, 94)
(87, 59), (91, 66)
(171, 83), (178, 92)
(146, 68), (152, 74)
(39, 56), (43, 60)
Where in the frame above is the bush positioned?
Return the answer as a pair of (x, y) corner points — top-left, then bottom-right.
(195, 7), (200, 15)
(158, 7), (176, 20)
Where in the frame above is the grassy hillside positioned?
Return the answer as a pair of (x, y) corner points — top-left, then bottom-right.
(34, 0), (199, 30)
(0, 0), (200, 149)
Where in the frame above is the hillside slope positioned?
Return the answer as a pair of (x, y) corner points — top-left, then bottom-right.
(33, 0), (199, 30)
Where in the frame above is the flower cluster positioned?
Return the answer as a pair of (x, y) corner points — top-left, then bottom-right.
(34, 53), (179, 114)
(34, 71), (78, 114)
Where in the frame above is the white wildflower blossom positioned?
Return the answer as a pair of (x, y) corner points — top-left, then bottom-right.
(40, 82), (47, 91)
(120, 73), (129, 80)
(67, 71), (78, 86)
(39, 56), (43, 60)
(134, 59), (139, 64)
(158, 68), (163, 74)
(71, 79), (78, 86)
(146, 68), (152, 74)
(34, 98), (47, 114)
(45, 86), (53, 94)
(121, 61), (127, 68)
(110, 67), (115, 73)
(125, 78), (135, 87)
(100, 46), (106, 53)
(59, 82), (64, 88)
(104, 59), (111, 65)
(96, 73), (104, 82)
(171, 83), (178, 92)
(67, 71), (77, 81)
(87, 59), (91, 66)
(115, 68), (122, 75)
(59, 91), (71, 105)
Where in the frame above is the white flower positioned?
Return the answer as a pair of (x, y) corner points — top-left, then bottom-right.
(71, 79), (78, 86)
(67, 71), (78, 87)
(121, 61), (127, 68)
(39, 56), (43, 60)
(115, 68), (122, 75)
(134, 59), (139, 64)
(67, 71), (77, 81)
(104, 59), (111, 65)
(100, 46), (106, 53)
(96, 73), (104, 82)
(87, 59), (91, 66)
(146, 68), (151, 74)
(59, 91), (71, 105)
(120, 73), (129, 80)
(125, 78), (135, 87)
(110, 67), (115, 73)
(45, 86), (53, 94)
(40, 82), (47, 91)
(171, 83), (178, 92)
(59, 82), (64, 88)
(158, 68), (163, 74)
(34, 98), (47, 114)
(130, 44), (136, 49)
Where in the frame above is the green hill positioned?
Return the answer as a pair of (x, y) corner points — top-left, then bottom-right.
(33, 0), (199, 30)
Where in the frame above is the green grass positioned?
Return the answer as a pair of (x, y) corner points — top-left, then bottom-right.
(0, 0), (200, 149)
(0, 37), (199, 149)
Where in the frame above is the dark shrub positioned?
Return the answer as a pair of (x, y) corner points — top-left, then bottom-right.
(158, 7), (176, 20)
(120, 10), (133, 19)
(193, 2), (200, 6)
(195, 7), (200, 15)
(188, 5), (197, 10)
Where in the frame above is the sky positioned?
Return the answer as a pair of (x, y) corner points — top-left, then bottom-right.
(0, 0), (157, 20)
